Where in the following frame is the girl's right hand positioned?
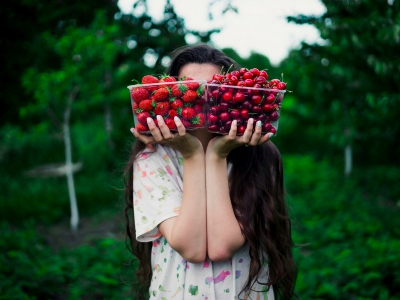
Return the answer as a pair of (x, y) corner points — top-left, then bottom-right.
(131, 115), (203, 160)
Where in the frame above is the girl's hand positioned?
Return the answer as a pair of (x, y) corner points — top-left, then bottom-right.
(131, 115), (203, 159)
(207, 118), (274, 159)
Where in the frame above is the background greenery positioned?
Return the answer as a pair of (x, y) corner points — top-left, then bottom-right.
(1, 0), (399, 299)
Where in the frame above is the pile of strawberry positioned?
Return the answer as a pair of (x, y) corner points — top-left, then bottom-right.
(130, 75), (206, 133)
(206, 67), (286, 135)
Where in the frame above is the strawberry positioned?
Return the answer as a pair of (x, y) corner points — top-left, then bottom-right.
(168, 109), (178, 118)
(181, 107), (196, 120)
(181, 119), (192, 128)
(138, 99), (154, 111)
(142, 75), (159, 92)
(132, 102), (139, 113)
(182, 90), (198, 103)
(164, 118), (177, 130)
(137, 111), (151, 125)
(160, 75), (176, 84)
(153, 102), (170, 116)
(192, 113), (204, 127)
(183, 77), (200, 90)
(153, 87), (169, 102)
(131, 87), (149, 104)
(170, 99), (183, 110)
(171, 83), (188, 98)
(193, 104), (203, 113)
(141, 75), (159, 85)
(136, 123), (149, 133)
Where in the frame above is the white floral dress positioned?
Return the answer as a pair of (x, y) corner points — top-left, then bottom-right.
(133, 144), (274, 300)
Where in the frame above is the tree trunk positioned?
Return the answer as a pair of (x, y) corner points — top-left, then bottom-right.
(63, 85), (80, 231)
(344, 144), (352, 177)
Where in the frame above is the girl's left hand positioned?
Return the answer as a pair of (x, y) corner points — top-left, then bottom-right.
(206, 118), (274, 159)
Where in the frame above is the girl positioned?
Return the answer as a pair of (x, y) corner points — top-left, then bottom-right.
(124, 44), (297, 299)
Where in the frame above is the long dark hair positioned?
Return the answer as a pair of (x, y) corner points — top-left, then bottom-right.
(123, 44), (297, 299)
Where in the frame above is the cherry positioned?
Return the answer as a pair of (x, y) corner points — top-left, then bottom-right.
(225, 120), (232, 130)
(243, 72), (254, 80)
(223, 92), (233, 102)
(233, 91), (245, 102)
(244, 79), (254, 87)
(242, 100), (252, 110)
(266, 94), (276, 104)
(210, 106), (220, 115)
(252, 105), (262, 114)
(256, 114), (267, 123)
(213, 74), (224, 82)
(219, 102), (229, 112)
(259, 70), (269, 80)
(230, 109), (239, 119)
(270, 127), (277, 134)
(249, 68), (260, 77)
(219, 127), (228, 134)
(236, 81), (245, 87)
(251, 95), (262, 105)
(262, 104), (274, 112)
(240, 109), (250, 120)
(208, 124), (219, 132)
(220, 112), (230, 122)
(262, 122), (273, 132)
(212, 89), (221, 100)
(277, 82), (286, 90)
(270, 111), (280, 121)
(238, 125), (246, 134)
(239, 68), (248, 75)
(208, 114), (219, 124)
(254, 76), (267, 85)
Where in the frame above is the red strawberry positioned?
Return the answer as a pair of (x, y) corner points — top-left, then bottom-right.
(136, 123), (149, 133)
(153, 102), (170, 116)
(153, 87), (169, 102)
(181, 119), (192, 128)
(184, 77), (200, 90)
(142, 75), (159, 92)
(192, 113), (204, 127)
(171, 99), (183, 110)
(160, 75), (176, 84)
(171, 84), (188, 97)
(141, 75), (159, 85)
(182, 90), (198, 103)
(193, 104), (203, 113)
(131, 87), (149, 104)
(138, 99), (154, 111)
(132, 102), (139, 113)
(137, 111), (151, 125)
(164, 118), (177, 130)
(168, 109), (178, 118)
(181, 107), (196, 120)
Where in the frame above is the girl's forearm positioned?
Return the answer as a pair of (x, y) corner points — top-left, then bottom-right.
(205, 153), (245, 262)
(160, 152), (207, 263)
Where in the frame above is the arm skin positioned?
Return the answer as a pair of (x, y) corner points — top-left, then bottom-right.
(158, 152), (207, 263)
(205, 152), (246, 262)
(133, 116), (207, 263)
(205, 119), (273, 262)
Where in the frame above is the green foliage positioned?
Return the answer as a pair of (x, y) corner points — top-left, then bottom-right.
(283, 155), (400, 299)
(0, 222), (136, 299)
(283, 0), (400, 166)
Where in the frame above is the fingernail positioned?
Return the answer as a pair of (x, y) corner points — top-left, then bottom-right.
(130, 128), (134, 134)
(147, 117), (152, 124)
(233, 120), (237, 126)
(269, 133), (275, 138)
(174, 116), (180, 122)
(249, 118), (254, 125)
(257, 121), (262, 127)
(157, 115), (162, 121)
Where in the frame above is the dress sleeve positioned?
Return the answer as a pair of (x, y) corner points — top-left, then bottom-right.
(133, 145), (184, 242)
